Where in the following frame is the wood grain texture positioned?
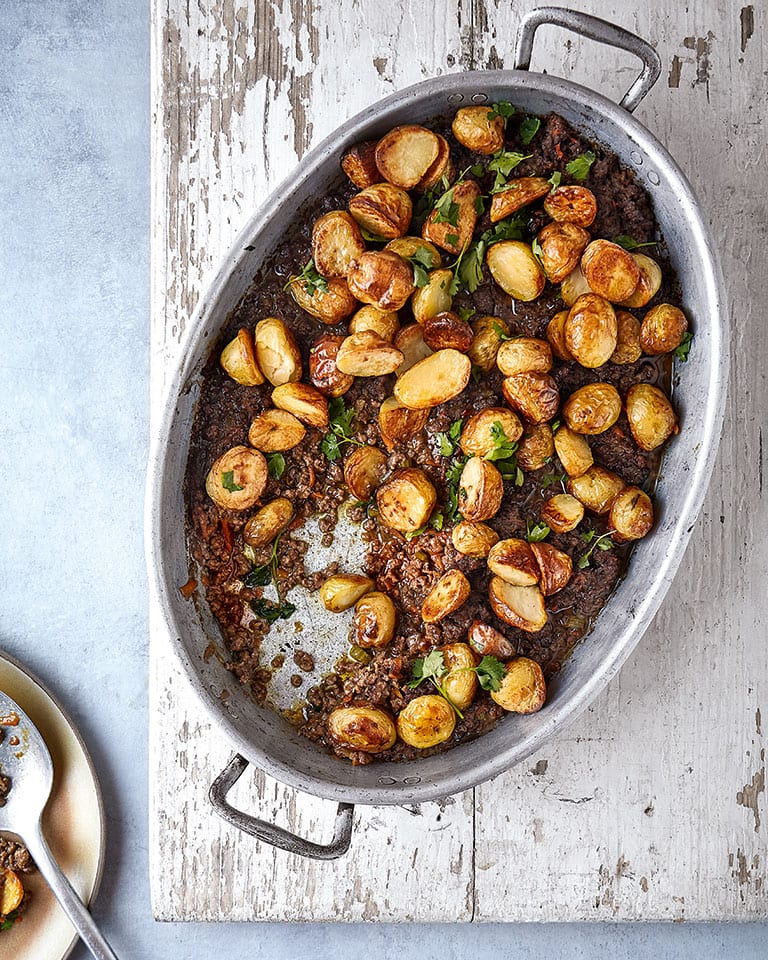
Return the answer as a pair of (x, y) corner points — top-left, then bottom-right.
(149, 0), (767, 920)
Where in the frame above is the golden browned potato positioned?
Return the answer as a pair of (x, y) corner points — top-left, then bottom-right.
(502, 372), (560, 423)
(541, 493), (584, 533)
(517, 422), (554, 471)
(328, 705), (396, 753)
(378, 396), (430, 450)
(543, 185), (597, 226)
(443, 642), (479, 711)
(488, 577), (548, 632)
(553, 424), (594, 477)
(376, 467), (437, 532)
(626, 383), (678, 450)
(397, 694), (456, 748)
(254, 317), (302, 386)
(0, 869), (24, 915)
(469, 315), (511, 372)
(394, 349), (472, 409)
(497, 337), (553, 377)
(567, 465), (625, 514)
(560, 263), (593, 306)
(410, 267), (454, 323)
(349, 183), (412, 239)
(421, 569), (471, 623)
(243, 497), (294, 547)
(546, 310), (573, 361)
(248, 409), (306, 452)
(422, 180), (481, 255)
(394, 323), (434, 374)
(375, 125), (441, 188)
(308, 334), (354, 397)
(205, 445), (268, 510)
(490, 177), (550, 222)
(341, 140), (381, 189)
(343, 445), (388, 501)
(220, 329), (264, 386)
(459, 407), (523, 457)
(385, 236), (442, 267)
(467, 620), (515, 659)
(347, 250), (415, 311)
(536, 222), (590, 284)
(581, 239), (641, 303)
(487, 538), (540, 585)
(452, 106), (505, 154)
(530, 542), (572, 596)
(620, 253), (662, 308)
(564, 293), (618, 368)
(353, 591), (397, 648)
(486, 241), (546, 301)
(562, 382), (622, 435)
(422, 312), (474, 352)
(335, 330), (404, 377)
(319, 573), (374, 612)
(610, 310), (643, 364)
(312, 211), (366, 278)
(451, 520), (500, 558)
(349, 304), (400, 342)
(491, 657), (546, 712)
(609, 486), (654, 541)
(416, 133), (453, 191)
(271, 382), (329, 429)
(458, 457), (504, 522)
(639, 303), (688, 354)
(288, 274), (358, 324)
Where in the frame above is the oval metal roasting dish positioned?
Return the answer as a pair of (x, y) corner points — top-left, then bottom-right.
(147, 7), (728, 857)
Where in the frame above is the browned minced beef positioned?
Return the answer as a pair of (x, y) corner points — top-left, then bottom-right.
(184, 110), (680, 764)
(0, 837), (34, 874)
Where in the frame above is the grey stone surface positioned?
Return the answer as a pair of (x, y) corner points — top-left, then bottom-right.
(0, 0), (765, 956)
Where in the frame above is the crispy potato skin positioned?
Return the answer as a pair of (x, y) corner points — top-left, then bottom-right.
(343, 445), (389, 501)
(452, 106), (505, 154)
(486, 241), (546, 301)
(377, 396), (430, 450)
(411, 268), (454, 323)
(502, 372), (560, 423)
(611, 310), (643, 364)
(546, 310), (573, 361)
(0, 869), (24, 914)
(271, 382), (329, 428)
(243, 498), (294, 548)
(254, 317), (302, 386)
(248, 409), (306, 452)
(312, 210), (366, 278)
(469, 315), (510, 372)
(581, 239), (641, 303)
(562, 383), (622, 435)
(421, 312), (474, 352)
(349, 305), (400, 342)
(620, 253), (662, 308)
(335, 330), (404, 377)
(458, 457), (504, 522)
(451, 521), (500, 558)
(491, 657), (547, 713)
(319, 574), (374, 612)
(349, 183), (413, 239)
(353, 591), (397, 648)
(488, 578), (548, 632)
(543, 185), (597, 226)
(565, 293), (618, 368)
(567, 466), (625, 514)
(537, 221), (590, 284)
(640, 303), (688, 354)
(609, 486), (655, 541)
(468, 620), (515, 659)
(421, 569), (471, 623)
(415, 133), (452, 191)
(220, 329), (264, 386)
(375, 125), (440, 189)
(328, 705), (396, 752)
(626, 383), (678, 450)
(496, 337), (552, 377)
(397, 695), (456, 748)
(347, 250), (415, 311)
(442, 642), (479, 710)
(560, 263), (593, 306)
(205, 445), (268, 510)
(289, 275), (358, 324)
(489, 177), (550, 222)
(541, 493), (585, 533)
(394, 349), (472, 409)
(530, 541), (573, 596)
(487, 538), (540, 586)
(460, 407), (523, 457)
(517, 422), (554, 470)
(308, 334), (354, 397)
(554, 424), (594, 476)
(422, 180), (481, 255)
(376, 467), (437, 532)
(341, 141), (381, 189)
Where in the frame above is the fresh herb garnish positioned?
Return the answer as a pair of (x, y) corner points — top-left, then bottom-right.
(359, 226), (387, 243)
(470, 162), (486, 178)
(526, 519), (550, 542)
(531, 235), (545, 270)
(242, 535), (282, 588)
(612, 235), (658, 251)
(487, 100), (516, 122)
(432, 180), (461, 227)
(485, 421), (518, 462)
(548, 170), (562, 190)
(285, 258), (329, 296)
(674, 331), (693, 362)
(540, 470), (567, 490)
(409, 649), (506, 716)
(444, 454), (469, 521)
(436, 418), (463, 457)
(577, 528), (615, 569)
(492, 321), (518, 342)
(489, 149), (533, 192)
(249, 597), (296, 625)
(454, 215), (527, 294)
(518, 115), (541, 145)
(321, 396), (362, 461)
(405, 509), (446, 540)
(406, 245), (437, 287)
(267, 452), (286, 480)
(457, 305), (477, 323)
(565, 150), (596, 181)
(1, 909), (20, 931)
(221, 470), (243, 492)
(475, 655), (507, 691)
(445, 232), (460, 248)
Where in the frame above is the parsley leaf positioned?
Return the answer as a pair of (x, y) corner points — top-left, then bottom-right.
(470, 162), (485, 178)
(267, 452), (286, 480)
(475, 655), (506, 692)
(612, 235), (658, 251)
(321, 397), (360, 461)
(565, 150), (596, 181)
(432, 181), (461, 226)
(242, 535), (282, 588)
(526, 519), (550, 543)
(407, 245), (438, 288)
(540, 470), (567, 490)
(445, 454), (469, 521)
(488, 100), (516, 121)
(531, 235), (545, 269)
(454, 215), (527, 294)
(485, 421), (518, 462)
(548, 170), (562, 190)
(492, 321), (517, 342)
(249, 597), (296, 625)
(286, 258), (329, 296)
(445, 232), (460, 248)
(577, 529), (615, 569)
(359, 226), (387, 243)
(518, 115), (541, 145)
(489, 149), (533, 192)
(436, 418), (463, 457)
(674, 331), (693, 362)
(221, 470), (243, 492)
(457, 306), (477, 323)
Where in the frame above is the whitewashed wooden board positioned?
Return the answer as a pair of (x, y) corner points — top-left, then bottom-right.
(148, 0), (767, 920)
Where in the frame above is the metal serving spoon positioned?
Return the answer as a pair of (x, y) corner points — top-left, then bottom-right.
(0, 691), (119, 959)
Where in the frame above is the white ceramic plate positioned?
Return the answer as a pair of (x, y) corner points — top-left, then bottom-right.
(0, 649), (105, 960)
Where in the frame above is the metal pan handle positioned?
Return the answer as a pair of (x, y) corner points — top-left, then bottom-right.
(514, 6), (661, 113)
(209, 754), (355, 860)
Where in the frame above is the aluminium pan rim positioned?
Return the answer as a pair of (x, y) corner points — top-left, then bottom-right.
(147, 68), (728, 806)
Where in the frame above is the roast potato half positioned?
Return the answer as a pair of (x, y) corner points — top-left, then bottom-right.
(502, 372), (560, 423)
(543, 185), (597, 227)
(394, 323), (434, 376)
(562, 383), (622, 436)
(469, 315), (511, 372)
(459, 407), (523, 457)
(349, 304), (400, 342)
(468, 620), (515, 660)
(553, 424), (594, 477)
(397, 694), (456, 748)
(243, 497), (294, 548)
(496, 337), (552, 377)
(487, 538), (540, 586)
(344, 445), (389, 501)
(517, 422), (554, 471)
(335, 330), (404, 377)
(488, 577), (548, 632)
(458, 457), (504, 522)
(341, 140), (381, 189)
(416, 133), (453, 192)
(353, 591), (397, 648)
(375, 125), (441, 189)
(378, 396), (430, 449)
(487, 241), (546, 301)
(567, 465), (625, 514)
(611, 310), (643, 364)
(536, 221), (590, 284)
(541, 493), (585, 533)
(328, 705), (396, 753)
(442, 642), (479, 711)
(347, 250), (415, 311)
(288, 274), (358, 324)
(530, 541), (572, 596)
(560, 263), (593, 306)
(349, 183), (412, 239)
(451, 520), (500, 558)
(308, 334), (354, 397)
(581, 239), (641, 303)
(376, 467), (437, 532)
(220, 328), (264, 386)
(421, 569), (471, 623)
(620, 253), (662, 308)
(205, 445), (268, 511)
(609, 486), (655, 541)
(312, 210), (366, 278)
(640, 303), (688, 355)
(411, 267), (454, 323)
(319, 574), (374, 612)
(564, 293), (618, 368)
(422, 180), (482, 255)
(452, 105), (505, 154)
(272, 382), (329, 429)
(422, 312), (474, 352)
(546, 309), (573, 361)
(248, 409), (306, 452)
(490, 177), (550, 222)
(386, 236), (442, 268)
(626, 383), (678, 450)
(254, 317), (302, 386)
(491, 657), (547, 713)
(394, 349), (472, 409)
